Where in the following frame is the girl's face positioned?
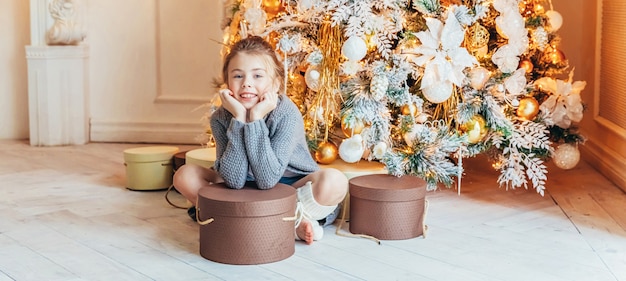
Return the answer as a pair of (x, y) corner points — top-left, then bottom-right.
(227, 52), (276, 109)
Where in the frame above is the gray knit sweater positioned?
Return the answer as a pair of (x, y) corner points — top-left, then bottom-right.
(210, 94), (320, 189)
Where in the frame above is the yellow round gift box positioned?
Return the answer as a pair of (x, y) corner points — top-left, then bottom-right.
(123, 146), (179, 191)
(185, 147), (216, 169)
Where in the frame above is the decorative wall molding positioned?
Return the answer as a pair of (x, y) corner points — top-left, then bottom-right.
(595, 116), (626, 142)
(595, 0), (626, 133)
(586, 0), (626, 192)
(26, 44), (89, 59)
(153, 0), (219, 104)
(581, 140), (626, 193)
(90, 120), (202, 144)
(154, 95), (211, 104)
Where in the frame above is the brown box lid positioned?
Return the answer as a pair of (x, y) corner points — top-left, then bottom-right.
(349, 174), (426, 202)
(198, 183), (296, 217)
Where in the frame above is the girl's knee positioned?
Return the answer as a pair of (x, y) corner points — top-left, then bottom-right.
(173, 164), (201, 188)
(316, 169), (348, 203)
(324, 169), (349, 189)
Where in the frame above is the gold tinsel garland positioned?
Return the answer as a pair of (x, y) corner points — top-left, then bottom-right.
(306, 21), (344, 143)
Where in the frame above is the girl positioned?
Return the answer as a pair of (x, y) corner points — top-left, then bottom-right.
(173, 36), (349, 244)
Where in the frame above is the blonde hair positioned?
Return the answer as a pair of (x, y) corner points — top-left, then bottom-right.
(221, 36), (285, 93)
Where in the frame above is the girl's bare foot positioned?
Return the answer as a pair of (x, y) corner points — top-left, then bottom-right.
(295, 220), (314, 245)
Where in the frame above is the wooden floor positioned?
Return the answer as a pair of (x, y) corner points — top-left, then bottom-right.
(1, 140), (624, 281)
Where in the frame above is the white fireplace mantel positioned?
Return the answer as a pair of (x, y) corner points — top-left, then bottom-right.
(26, 0), (90, 146)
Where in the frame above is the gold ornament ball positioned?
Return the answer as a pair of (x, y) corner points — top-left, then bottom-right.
(266, 31), (281, 51)
(546, 48), (567, 65)
(517, 97), (540, 121)
(315, 142), (338, 164)
(401, 104), (419, 116)
(553, 143), (580, 170)
(262, 0), (285, 19)
(554, 49), (567, 64)
(519, 59), (534, 73)
(460, 114), (488, 144)
(288, 73), (307, 96)
(465, 23), (489, 53)
(341, 116), (365, 138)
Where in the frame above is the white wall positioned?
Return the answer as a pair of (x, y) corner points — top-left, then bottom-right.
(0, 0), (30, 140)
(87, 0), (224, 144)
(1, 0), (223, 143)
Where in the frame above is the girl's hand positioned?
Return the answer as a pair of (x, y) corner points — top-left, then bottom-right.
(248, 90), (278, 122)
(218, 89), (246, 122)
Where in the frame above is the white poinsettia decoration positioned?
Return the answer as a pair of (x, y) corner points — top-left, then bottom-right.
(536, 70), (587, 128)
(504, 68), (527, 96)
(410, 10), (478, 103)
(491, 0), (529, 73)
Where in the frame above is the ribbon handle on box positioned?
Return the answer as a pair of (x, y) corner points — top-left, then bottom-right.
(334, 201), (381, 245)
(195, 206), (214, 225)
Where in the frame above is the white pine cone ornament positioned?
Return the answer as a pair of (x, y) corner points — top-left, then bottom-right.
(369, 74), (389, 101)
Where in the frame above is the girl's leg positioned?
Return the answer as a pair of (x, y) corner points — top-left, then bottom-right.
(294, 168), (348, 206)
(173, 164), (223, 206)
(293, 168), (348, 244)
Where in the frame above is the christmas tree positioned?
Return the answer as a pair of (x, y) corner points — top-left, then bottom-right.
(210, 0), (586, 196)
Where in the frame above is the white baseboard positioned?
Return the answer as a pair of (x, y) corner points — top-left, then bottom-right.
(581, 139), (626, 193)
(90, 119), (203, 144)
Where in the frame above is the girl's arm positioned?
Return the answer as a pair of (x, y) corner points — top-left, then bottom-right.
(211, 109), (249, 189)
(244, 96), (301, 189)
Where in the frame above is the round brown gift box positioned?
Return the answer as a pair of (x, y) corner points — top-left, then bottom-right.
(173, 150), (188, 171)
(197, 183), (296, 265)
(349, 174), (426, 240)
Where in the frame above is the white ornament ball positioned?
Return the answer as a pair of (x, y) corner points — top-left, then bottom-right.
(371, 141), (388, 160)
(342, 36), (368, 61)
(341, 60), (361, 76)
(403, 124), (422, 147)
(415, 113), (429, 123)
(469, 67), (491, 90)
(553, 143), (580, 170)
(304, 68), (321, 92)
(423, 82), (453, 103)
(339, 134), (365, 163)
(545, 10), (563, 32)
